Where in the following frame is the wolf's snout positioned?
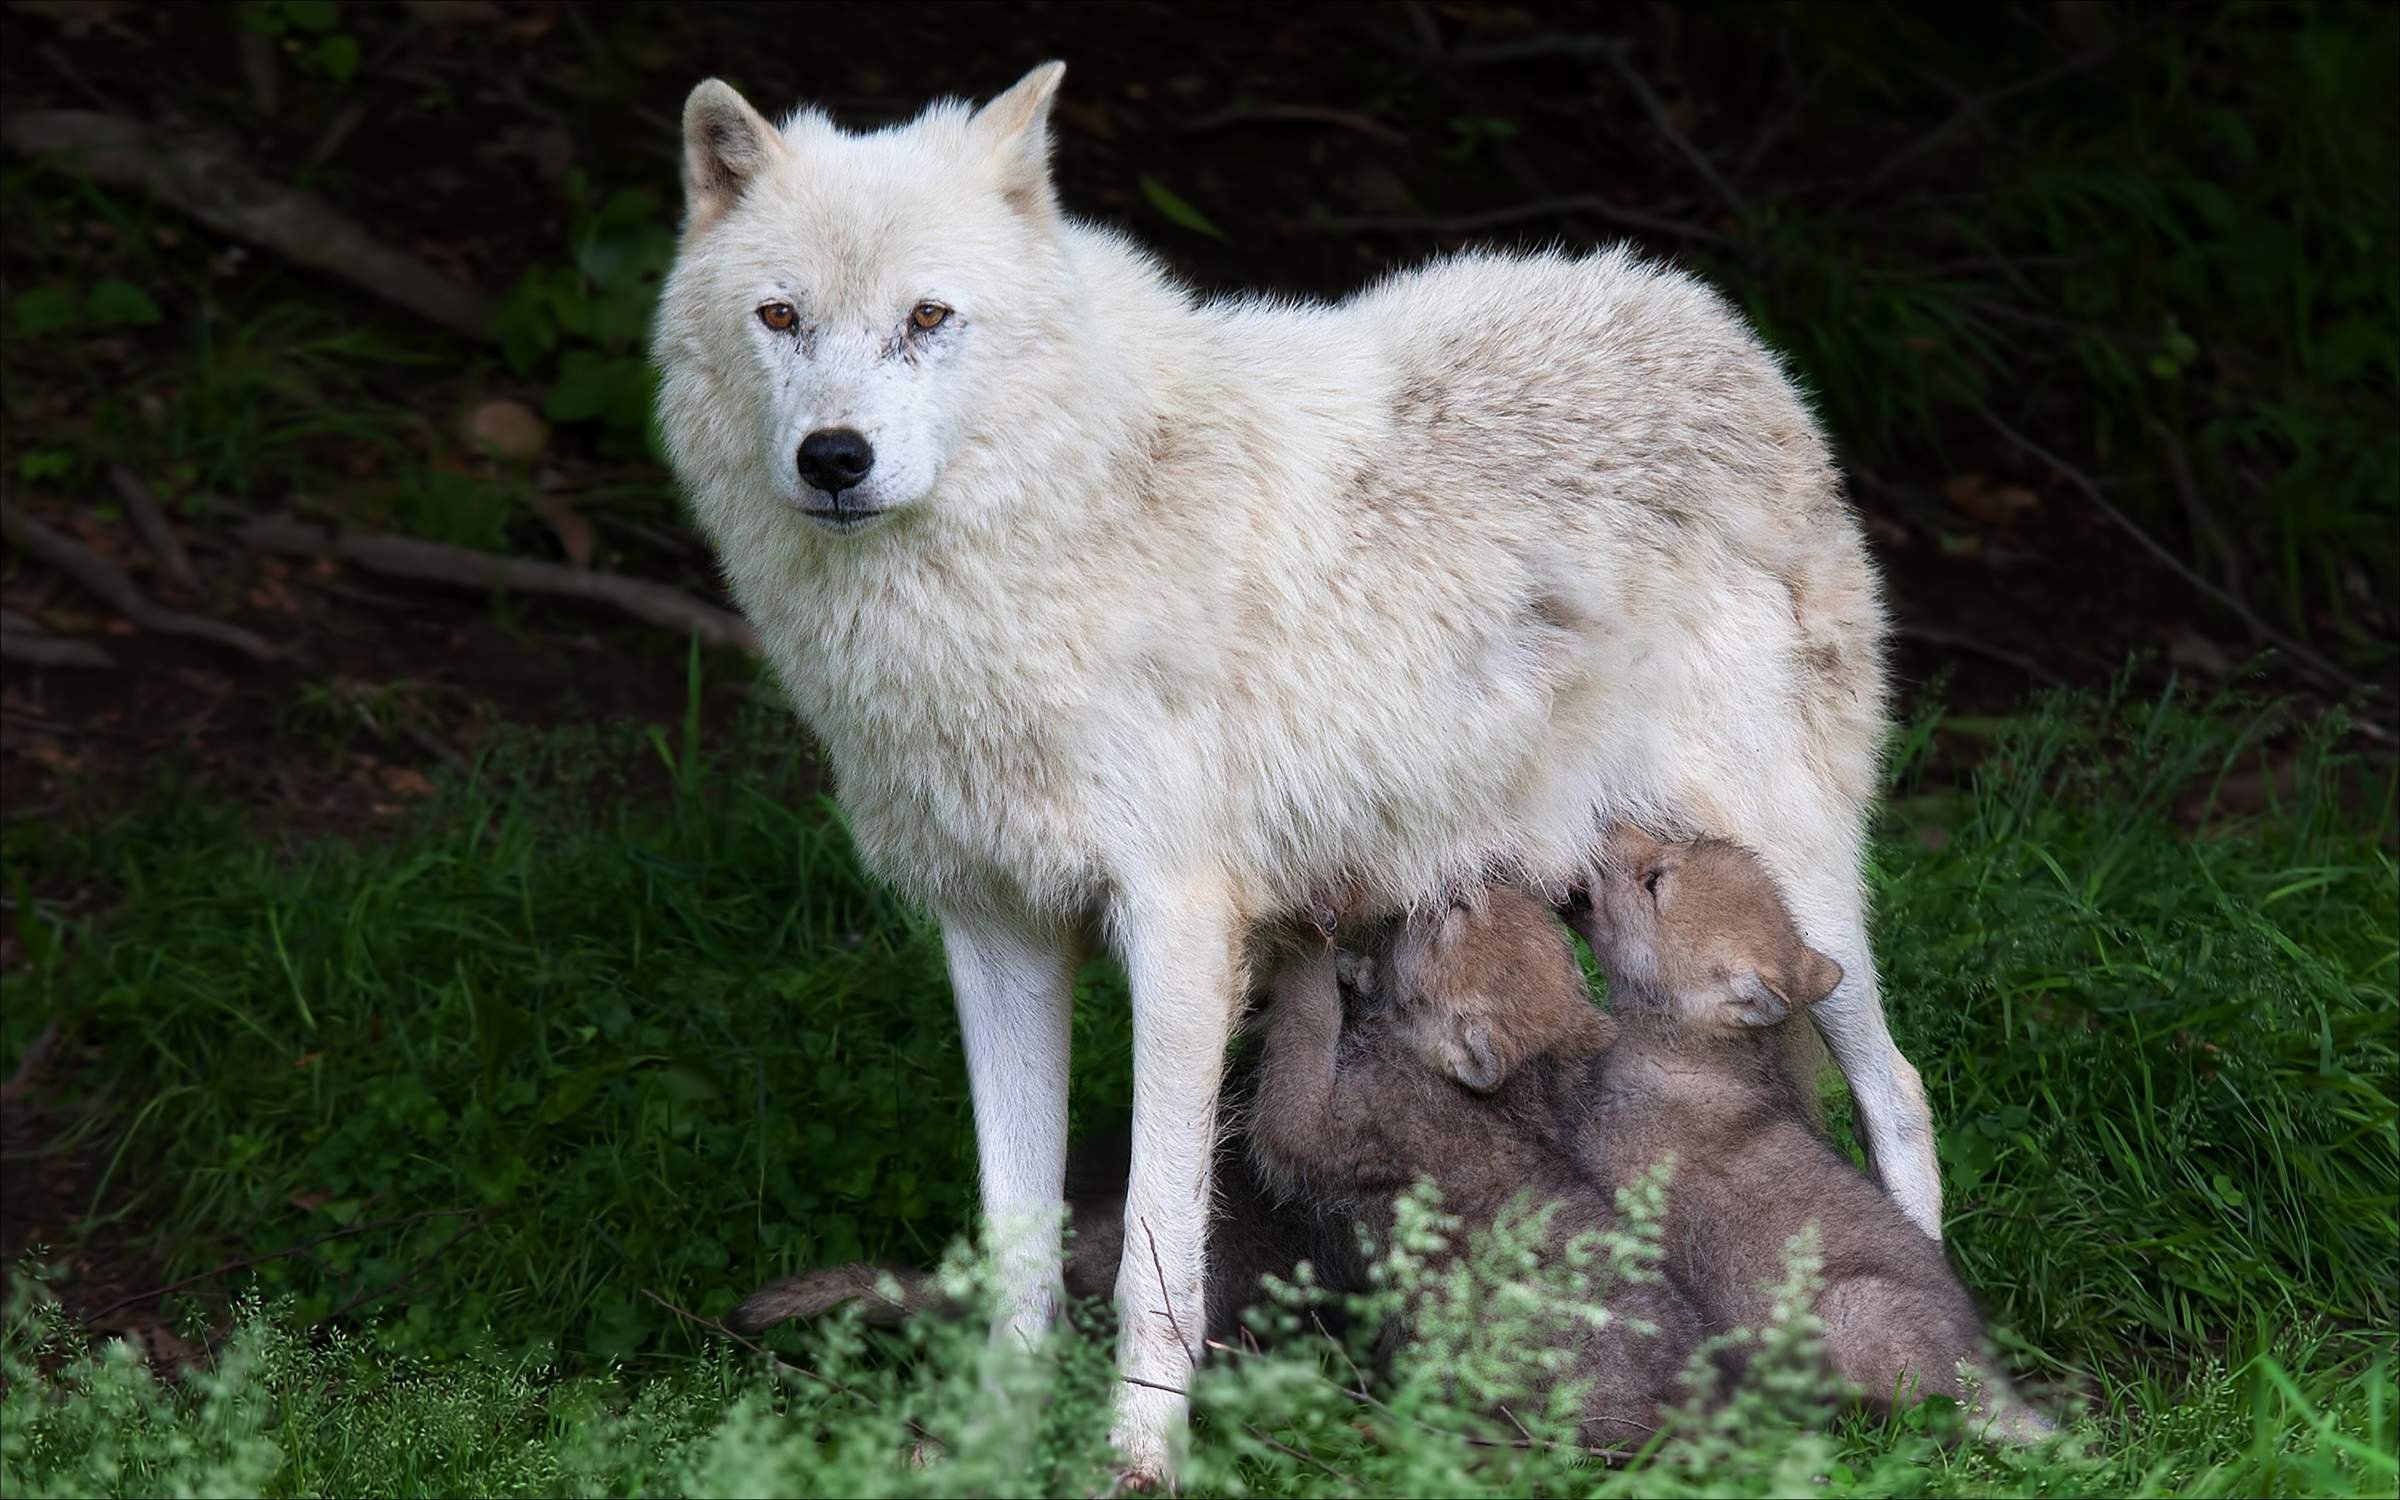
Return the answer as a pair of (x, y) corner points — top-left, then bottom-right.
(798, 428), (875, 494)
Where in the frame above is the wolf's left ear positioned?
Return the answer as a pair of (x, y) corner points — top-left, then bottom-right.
(971, 61), (1067, 218)
(682, 80), (785, 230)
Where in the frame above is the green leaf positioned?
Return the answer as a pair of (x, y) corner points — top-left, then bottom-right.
(16, 447), (76, 483)
(85, 278), (163, 327)
(1137, 174), (1229, 242)
(545, 350), (652, 426)
(311, 34), (361, 82)
(11, 283), (81, 336)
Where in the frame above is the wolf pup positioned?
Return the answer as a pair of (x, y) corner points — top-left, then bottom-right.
(654, 60), (1930, 1477)
(1248, 893), (1707, 1449)
(1565, 825), (2054, 1439)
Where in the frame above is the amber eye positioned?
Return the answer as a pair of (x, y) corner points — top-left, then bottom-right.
(757, 302), (798, 332)
(910, 301), (950, 332)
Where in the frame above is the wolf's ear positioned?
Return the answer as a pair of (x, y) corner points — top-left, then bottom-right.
(971, 61), (1066, 218)
(682, 80), (785, 230)
(1444, 1021), (1504, 1094)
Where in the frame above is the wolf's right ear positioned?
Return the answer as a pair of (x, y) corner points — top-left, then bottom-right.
(971, 61), (1066, 219)
(682, 80), (785, 230)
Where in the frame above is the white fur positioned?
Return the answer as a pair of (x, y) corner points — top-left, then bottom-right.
(655, 63), (1941, 1481)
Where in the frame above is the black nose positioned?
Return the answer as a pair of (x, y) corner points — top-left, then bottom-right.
(797, 428), (874, 494)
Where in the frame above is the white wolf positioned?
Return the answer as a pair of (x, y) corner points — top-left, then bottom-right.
(653, 62), (1939, 1481)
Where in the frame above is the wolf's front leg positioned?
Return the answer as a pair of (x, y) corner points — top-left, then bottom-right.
(942, 908), (1082, 1347)
(1108, 877), (1243, 1487)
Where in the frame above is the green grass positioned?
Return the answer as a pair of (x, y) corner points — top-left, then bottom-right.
(1, 681), (2392, 1496)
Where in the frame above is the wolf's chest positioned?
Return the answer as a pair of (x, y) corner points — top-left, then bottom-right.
(767, 579), (1110, 910)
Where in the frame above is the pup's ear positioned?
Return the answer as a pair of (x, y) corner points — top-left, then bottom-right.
(1793, 945), (1844, 1006)
(971, 61), (1066, 218)
(1444, 1022), (1504, 1094)
(682, 80), (785, 230)
(1727, 946), (1842, 1027)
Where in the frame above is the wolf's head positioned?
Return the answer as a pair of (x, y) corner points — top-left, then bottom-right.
(654, 64), (1074, 535)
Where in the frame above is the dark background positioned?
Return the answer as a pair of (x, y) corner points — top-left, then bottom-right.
(2, 0), (2392, 835)
(0, 0), (2393, 1376)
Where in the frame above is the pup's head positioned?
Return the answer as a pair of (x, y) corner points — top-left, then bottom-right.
(1363, 886), (1602, 1095)
(1579, 826), (1843, 1029)
(654, 64), (1074, 534)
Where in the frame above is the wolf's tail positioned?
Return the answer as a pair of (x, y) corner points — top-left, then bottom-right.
(725, 1263), (941, 1336)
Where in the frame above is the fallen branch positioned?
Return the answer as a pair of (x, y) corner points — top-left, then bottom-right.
(1973, 409), (2378, 712)
(108, 466), (198, 592)
(239, 515), (759, 654)
(1898, 624), (2063, 686)
(1595, 41), (1747, 222)
(1182, 102), (1406, 146)
(1, 110), (494, 342)
(1317, 195), (1729, 246)
(1838, 53), (2109, 208)
(0, 610), (115, 670)
(2, 503), (278, 660)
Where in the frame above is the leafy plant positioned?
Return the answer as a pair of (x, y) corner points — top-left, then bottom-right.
(494, 175), (676, 457)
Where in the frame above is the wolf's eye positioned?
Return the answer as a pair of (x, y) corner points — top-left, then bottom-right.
(1642, 870), (1663, 898)
(757, 302), (798, 332)
(910, 301), (951, 332)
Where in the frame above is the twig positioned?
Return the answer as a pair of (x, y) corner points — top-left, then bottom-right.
(1898, 624), (2064, 685)
(35, 44), (115, 112)
(1242, 1421), (1359, 1484)
(306, 101), (371, 171)
(1838, 54), (2107, 207)
(1183, 103), (1405, 146)
(1317, 196), (1729, 247)
(1, 111), (494, 341)
(2148, 418), (2243, 600)
(322, 1210), (492, 1322)
(237, 24), (279, 118)
(2, 502), (279, 660)
(1119, 1374), (1190, 1397)
(1974, 409), (2376, 706)
(1735, 33), (1817, 176)
(0, 611), (115, 670)
(239, 515), (759, 654)
(1365, 20), (1722, 254)
(1142, 1219), (1198, 1368)
(640, 1288), (944, 1447)
(107, 466), (198, 592)
(80, 1205), (492, 1324)
(1448, 34), (1621, 66)
(1595, 42), (1747, 221)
